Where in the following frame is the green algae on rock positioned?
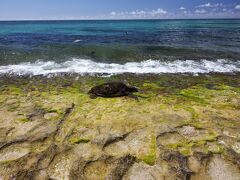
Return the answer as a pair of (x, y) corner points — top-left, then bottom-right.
(0, 73), (239, 179)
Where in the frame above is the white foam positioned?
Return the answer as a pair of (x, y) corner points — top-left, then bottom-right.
(0, 59), (239, 76)
(73, 39), (82, 43)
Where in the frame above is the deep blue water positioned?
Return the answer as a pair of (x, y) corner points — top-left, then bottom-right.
(0, 19), (240, 75)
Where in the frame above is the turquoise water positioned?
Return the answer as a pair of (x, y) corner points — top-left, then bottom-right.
(0, 19), (240, 75)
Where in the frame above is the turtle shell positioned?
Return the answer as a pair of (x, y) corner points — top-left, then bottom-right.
(89, 82), (130, 97)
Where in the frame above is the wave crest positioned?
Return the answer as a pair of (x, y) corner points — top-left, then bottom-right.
(0, 59), (239, 76)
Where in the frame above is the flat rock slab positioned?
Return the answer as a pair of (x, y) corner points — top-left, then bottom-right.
(208, 156), (240, 180)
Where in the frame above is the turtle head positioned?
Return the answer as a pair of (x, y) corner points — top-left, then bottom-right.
(88, 89), (93, 94)
(88, 87), (95, 95)
(127, 86), (139, 93)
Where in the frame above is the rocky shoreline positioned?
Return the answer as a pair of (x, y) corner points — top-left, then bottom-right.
(0, 73), (240, 179)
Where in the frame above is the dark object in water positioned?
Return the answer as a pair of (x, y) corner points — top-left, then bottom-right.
(88, 82), (139, 99)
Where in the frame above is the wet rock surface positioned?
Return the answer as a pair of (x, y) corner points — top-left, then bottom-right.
(0, 73), (240, 179)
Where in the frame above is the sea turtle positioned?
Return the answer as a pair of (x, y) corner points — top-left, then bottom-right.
(88, 82), (139, 99)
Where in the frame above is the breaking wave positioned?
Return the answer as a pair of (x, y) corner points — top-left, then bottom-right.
(0, 58), (239, 76)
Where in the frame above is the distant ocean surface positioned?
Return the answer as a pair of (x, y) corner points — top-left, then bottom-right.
(0, 19), (240, 75)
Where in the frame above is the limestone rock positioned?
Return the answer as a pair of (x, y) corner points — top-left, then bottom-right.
(208, 156), (240, 180)
(123, 162), (165, 180)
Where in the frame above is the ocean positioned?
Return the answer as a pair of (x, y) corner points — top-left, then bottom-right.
(0, 19), (240, 75)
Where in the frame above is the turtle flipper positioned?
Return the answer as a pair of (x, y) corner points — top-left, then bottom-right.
(89, 93), (98, 99)
(127, 93), (139, 100)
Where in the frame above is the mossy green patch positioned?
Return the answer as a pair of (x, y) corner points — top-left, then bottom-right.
(180, 148), (192, 156)
(142, 83), (162, 90)
(7, 103), (20, 112)
(184, 107), (199, 120)
(178, 87), (209, 104)
(45, 109), (63, 115)
(18, 117), (31, 123)
(217, 85), (236, 91)
(0, 160), (13, 165)
(69, 137), (90, 144)
(181, 121), (203, 129)
(201, 131), (219, 142)
(139, 133), (157, 165)
(208, 144), (224, 154)
(134, 92), (153, 98)
(167, 139), (194, 156)
(166, 130), (219, 156)
(0, 95), (6, 103)
(6, 86), (23, 96)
